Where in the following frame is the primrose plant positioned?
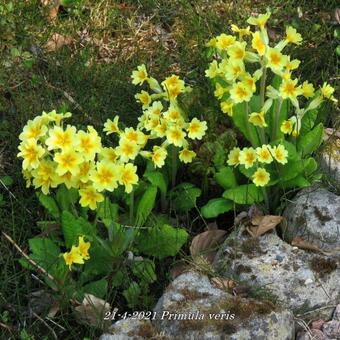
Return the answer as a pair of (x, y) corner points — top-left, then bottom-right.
(17, 67), (207, 310)
(202, 12), (337, 218)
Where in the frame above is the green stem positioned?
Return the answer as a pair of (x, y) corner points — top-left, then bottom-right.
(261, 187), (270, 213)
(171, 146), (177, 188)
(129, 189), (134, 226)
(272, 99), (283, 141)
(245, 102), (256, 148)
(260, 67), (267, 108)
(257, 127), (266, 145)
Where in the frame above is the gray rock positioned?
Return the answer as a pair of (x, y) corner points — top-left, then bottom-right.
(152, 271), (294, 340)
(296, 329), (329, 340)
(214, 230), (340, 321)
(99, 319), (156, 340)
(333, 304), (340, 321)
(322, 320), (340, 339)
(282, 186), (340, 251)
(319, 134), (340, 191)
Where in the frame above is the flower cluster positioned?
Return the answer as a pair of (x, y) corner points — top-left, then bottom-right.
(130, 65), (207, 165)
(63, 236), (91, 270)
(227, 144), (288, 186)
(206, 12), (336, 189)
(206, 11), (336, 133)
(17, 69), (207, 210)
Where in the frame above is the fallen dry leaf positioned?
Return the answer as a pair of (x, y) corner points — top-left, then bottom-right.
(211, 277), (236, 291)
(74, 294), (110, 328)
(47, 301), (60, 318)
(190, 230), (227, 263)
(170, 262), (190, 280)
(247, 215), (283, 237)
(45, 33), (72, 52)
(291, 237), (323, 253)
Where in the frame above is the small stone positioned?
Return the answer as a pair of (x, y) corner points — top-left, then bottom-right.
(322, 320), (340, 339)
(311, 319), (326, 330)
(333, 304), (340, 321)
(276, 255), (284, 262)
(304, 278), (314, 285)
(297, 329), (328, 340)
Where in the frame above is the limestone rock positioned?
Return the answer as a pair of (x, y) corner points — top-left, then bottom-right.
(282, 186), (340, 252)
(214, 230), (339, 321)
(152, 271), (294, 340)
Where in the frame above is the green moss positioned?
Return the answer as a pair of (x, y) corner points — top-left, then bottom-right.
(240, 238), (262, 256)
(310, 257), (337, 278)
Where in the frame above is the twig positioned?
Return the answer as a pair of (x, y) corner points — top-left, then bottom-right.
(0, 322), (14, 335)
(32, 312), (58, 340)
(296, 304), (337, 317)
(1, 231), (56, 284)
(45, 317), (66, 332)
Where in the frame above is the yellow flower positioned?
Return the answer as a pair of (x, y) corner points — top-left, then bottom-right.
(279, 78), (302, 104)
(252, 31), (266, 56)
(239, 147), (257, 169)
(320, 82), (337, 102)
(301, 81), (315, 98)
(77, 236), (91, 260)
(118, 163), (139, 193)
(163, 105), (183, 122)
(98, 147), (118, 163)
(187, 118), (207, 140)
(280, 119), (294, 134)
(285, 26), (302, 45)
(252, 167), (270, 187)
(227, 41), (247, 60)
(206, 37), (217, 48)
(151, 146), (167, 168)
(242, 73), (257, 93)
(131, 64), (148, 85)
(79, 184), (104, 210)
(76, 126), (102, 161)
(135, 90), (152, 108)
(225, 59), (245, 81)
(230, 82), (252, 103)
(32, 160), (60, 194)
(179, 148), (196, 163)
(220, 100), (234, 116)
(266, 48), (286, 71)
(90, 161), (119, 192)
(147, 101), (163, 116)
(205, 60), (219, 79)
(58, 171), (79, 189)
(284, 56), (300, 71)
(271, 144), (288, 164)
(227, 147), (241, 166)
(103, 116), (120, 135)
(45, 125), (77, 151)
(144, 116), (160, 131)
(231, 24), (251, 39)
(154, 119), (168, 138)
(247, 12), (271, 30)
(77, 161), (95, 184)
(115, 138), (140, 162)
(214, 83), (227, 99)
(121, 127), (145, 145)
(42, 110), (72, 126)
(63, 246), (84, 270)
(19, 117), (48, 141)
(215, 34), (236, 50)
(54, 149), (83, 176)
(17, 138), (45, 170)
(256, 145), (273, 164)
(166, 126), (186, 147)
(249, 111), (267, 127)
(162, 75), (185, 99)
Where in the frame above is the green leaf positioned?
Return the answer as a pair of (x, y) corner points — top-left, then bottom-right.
(170, 183), (201, 213)
(144, 171), (167, 196)
(303, 157), (318, 176)
(132, 260), (156, 284)
(281, 176), (310, 189)
(37, 193), (60, 219)
(135, 185), (158, 227)
(56, 186), (79, 212)
(300, 109), (318, 136)
(223, 184), (264, 204)
(61, 211), (94, 248)
(28, 237), (60, 270)
(232, 102), (260, 146)
(123, 282), (141, 308)
(83, 279), (108, 299)
(136, 224), (188, 259)
(82, 245), (113, 277)
(214, 167), (237, 189)
(0, 193), (4, 207)
(97, 199), (119, 227)
(297, 123), (323, 156)
(201, 198), (233, 219)
(0, 175), (13, 187)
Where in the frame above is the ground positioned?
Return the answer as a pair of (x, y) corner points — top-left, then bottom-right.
(0, 0), (339, 339)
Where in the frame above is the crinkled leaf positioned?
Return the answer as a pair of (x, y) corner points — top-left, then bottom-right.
(37, 193), (60, 219)
(135, 185), (157, 227)
(144, 171), (167, 196)
(56, 186), (79, 212)
(223, 184), (264, 205)
(132, 259), (156, 284)
(297, 123), (323, 156)
(82, 279), (108, 299)
(201, 198), (233, 219)
(170, 182), (201, 213)
(123, 282), (141, 309)
(214, 166), (237, 189)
